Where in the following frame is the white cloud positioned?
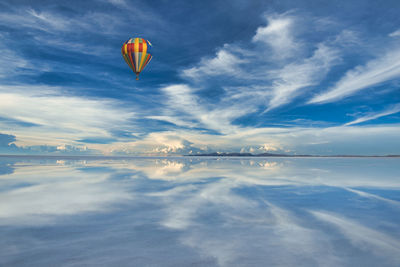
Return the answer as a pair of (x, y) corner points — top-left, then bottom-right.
(259, 143), (280, 152)
(389, 29), (400, 37)
(0, 7), (133, 36)
(252, 14), (299, 59)
(345, 104), (400, 126)
(177, 13), (345, 116)
(174, 12), (399, 128)
(26, 8), (70, 31)
(266, 43), (339, 110)
(147, 115), (199, 129)
(159, 84), (255, 134)
(162, 84), (202, 117)
(0, 85), (134, 149)
(309, 48), (400, 104)
(0, 37), (28, 78)
(182, 48), (246, 79)
(331, 30), (361, 46)
(109, 131), (206, 156)
(108, 122), (400, 156)
(147, 13), (348, 140)
(106, 0), (128, 7)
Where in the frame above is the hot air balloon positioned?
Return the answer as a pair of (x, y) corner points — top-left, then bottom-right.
(121, 37), (152, 80)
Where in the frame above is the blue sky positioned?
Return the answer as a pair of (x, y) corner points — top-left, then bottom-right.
(0, 0), (399, 155)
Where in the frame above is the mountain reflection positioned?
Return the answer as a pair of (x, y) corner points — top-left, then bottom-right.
(0, 156), (399, 266)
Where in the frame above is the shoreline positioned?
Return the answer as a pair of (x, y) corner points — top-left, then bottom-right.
(0, 154), (399, 159)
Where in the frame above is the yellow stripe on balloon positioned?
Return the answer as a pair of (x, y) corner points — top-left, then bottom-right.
(139, 41), (147, 71)
(134, 38), (139, 73)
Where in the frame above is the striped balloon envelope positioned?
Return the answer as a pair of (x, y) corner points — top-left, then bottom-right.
(121, 37), (152, 80)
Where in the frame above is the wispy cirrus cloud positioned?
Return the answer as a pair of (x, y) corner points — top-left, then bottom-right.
(0, 8), (117, 37)
(265, 43), (340, 111)
(0, 38), (28, 78)
(173, 10), (400, 132)
(309, 47), (400, 104)
(156, 84), (255, 134)
(345, 104), (400, 126)
(0, 5), (154, 36)
(148, 11), (400, 155)
(154, 12), (347, 139)
(176, 12), (348, 117)
(182, 48), (246, 80)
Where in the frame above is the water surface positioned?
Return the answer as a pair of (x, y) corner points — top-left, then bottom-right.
(1, 156), (399, 266)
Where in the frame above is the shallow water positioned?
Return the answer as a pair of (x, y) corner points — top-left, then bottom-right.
(0, 156), (399, 266)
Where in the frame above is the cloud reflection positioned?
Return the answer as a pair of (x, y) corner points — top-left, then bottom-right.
(0, 157), (399, 266)
(0, 158), (132, 225)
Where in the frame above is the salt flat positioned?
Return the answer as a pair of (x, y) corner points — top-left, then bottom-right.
(0, 156), (399, 266)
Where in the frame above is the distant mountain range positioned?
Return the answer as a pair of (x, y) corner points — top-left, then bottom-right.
(186, 152), (400, 157)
